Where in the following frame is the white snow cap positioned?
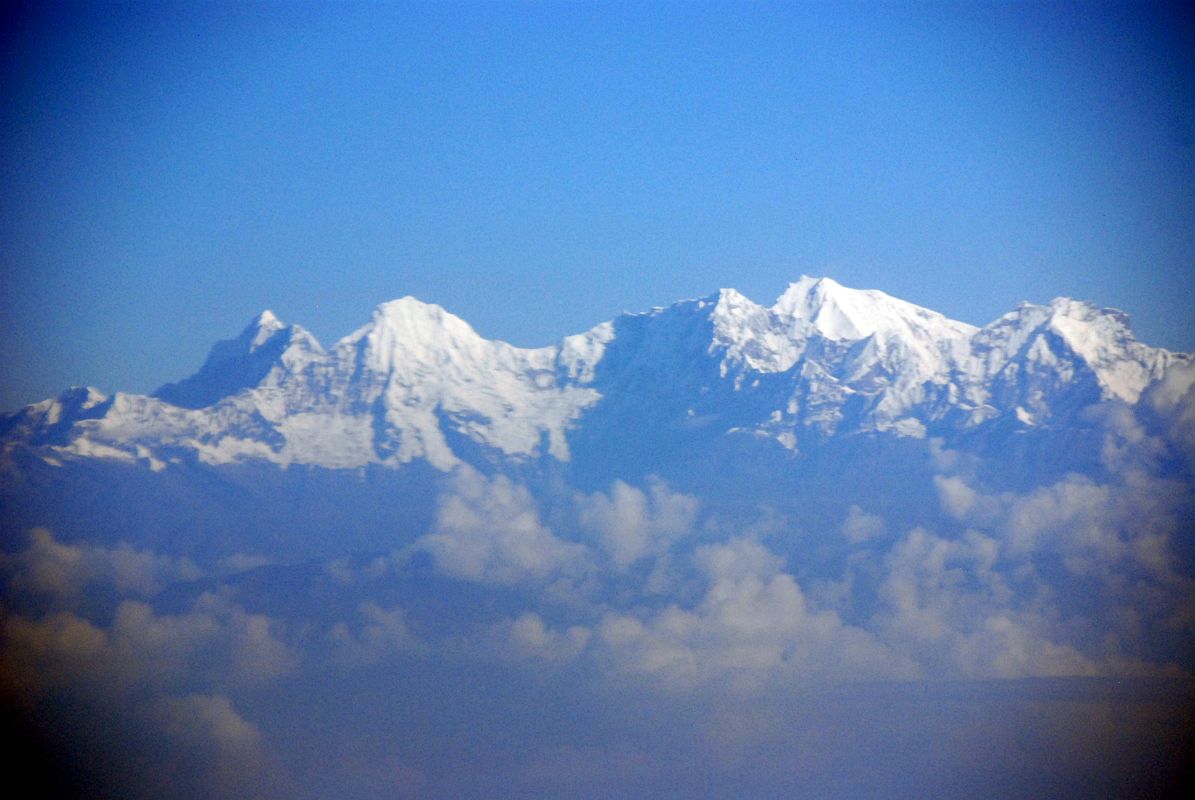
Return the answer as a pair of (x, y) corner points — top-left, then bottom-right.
(255, 309), (282, 327)
(248, 310), (286, 348)
(772, 276), (976, 341)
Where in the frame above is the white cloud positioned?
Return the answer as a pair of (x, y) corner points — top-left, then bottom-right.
(933, 475), (981, 521)
(841, 504), (885, 543)
(1, 528), (202, 605)
(579, 478), (699, 569)
(0, 530), (303, 799)
(0, 531), (297, 702)
(1004, 476), (1118, 565)
(0, 548), (284, 789)
(324, 554), (391, 585)
(868, 526), (1100, 678)
(4, 442), (1191, 800)
(487, 612), (592, 664)
(329, 602), (422, 666)
(2, 595), (297, 704)
(935, 467), (1191, 587)
(595, 537), (907, 690)
(149, 693), (268, 794)
(1145, 360), (1195, 459)
(412, 466), (592, 586)
(217, 553), (273, 576)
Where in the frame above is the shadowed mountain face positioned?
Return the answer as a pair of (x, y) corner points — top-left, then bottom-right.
(3, 278), (1193, 799)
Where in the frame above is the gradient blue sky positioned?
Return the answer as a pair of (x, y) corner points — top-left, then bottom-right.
(2, 0), (1193, 411)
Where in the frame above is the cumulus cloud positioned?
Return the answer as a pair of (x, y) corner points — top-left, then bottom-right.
(3, 431), (1192, 799)
(933, 475), (981, 521)
(328, 602), (422, 666)
(841, 504), (885, 543)
(1004, 476), (1120, 564)
(869, 526), (1100, 678)
(782, 396), (1195, 683)
(595, 537), (908, 690)
(482, 612), (592, 665)
(578, 479), (699, 569)
(917, 453), (1195, 676)
(147, 693), (274, 798)
(936, 467), (1192, 588)
(411, 466), (591, 586)
(1082, 401), (1167, 473)
(324, 554), (392, 585)
(390, 459), (1193, 687)
(1, 528), (202, 605)
(0, 530), (296, 799)
(217, 552), (274, 576)
(1145, 359), (1195, 459)
(1, 593), (296, 703)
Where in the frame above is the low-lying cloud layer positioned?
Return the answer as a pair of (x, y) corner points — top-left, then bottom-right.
(2, 397), (1193, 798)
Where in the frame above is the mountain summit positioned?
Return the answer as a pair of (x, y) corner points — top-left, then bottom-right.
(772, 275), (977, 343)
(153, 310), (325, 410)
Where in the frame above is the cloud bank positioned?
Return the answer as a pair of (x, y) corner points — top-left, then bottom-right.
(2, 415), (1192, 798)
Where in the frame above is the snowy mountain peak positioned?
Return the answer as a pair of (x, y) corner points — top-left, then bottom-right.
(152, 310), (323, 409)
(1041, 299), (1169, 403)
(1044, 297), (1132, 335)
(338, 296), (506, 379)
(376, 295), (459, 325)
(712, 286), (754, 306)
(772, 276), (975, 343)
(363, 296), (493, 349)
(230, 309), (289, 352)
(254, 308), (283, 329)
(705, 289), (802, 373)
(972, 298), (1174, 405)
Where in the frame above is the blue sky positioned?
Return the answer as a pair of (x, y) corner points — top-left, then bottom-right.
(2, 0), (1193, 411)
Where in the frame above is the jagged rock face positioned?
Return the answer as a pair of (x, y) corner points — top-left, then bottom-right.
(2, 277), (1191, 479)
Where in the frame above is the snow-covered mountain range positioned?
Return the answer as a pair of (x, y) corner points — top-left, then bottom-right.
(4, 279), (1195, 800)
(3, 276), (1192, 477)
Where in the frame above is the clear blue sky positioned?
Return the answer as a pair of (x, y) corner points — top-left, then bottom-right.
(2, 0), (1193, 411)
